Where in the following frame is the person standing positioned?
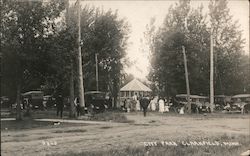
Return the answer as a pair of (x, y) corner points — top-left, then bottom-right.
(135, 93), (141, 111)
(150, 96), (157, 111)
(56, 95), (63, 118)
(140, 96), (150, 117)
(127, 98), (131, 112)
(159, 97), (165, 113)
(132, 93), (138, 111)
(74, 97), (81, 117)
(122, 99), (127, 112)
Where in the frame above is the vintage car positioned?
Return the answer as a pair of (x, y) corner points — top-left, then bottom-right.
(84, 91), (109, 114)
(1, 96), (10, 109)
(43, 95), (56, 109)
(214, 95), (231, 111)
(175, 94), (210, 113)
(230, 94), (250, 114)
(22, 91), (44, 110)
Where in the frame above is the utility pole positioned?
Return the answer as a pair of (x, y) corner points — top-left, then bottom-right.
(183, 17), (191, 114)
(95, 53), (99, 91)
(182, 46), (191, 114)
(66, 0), (76, 118)
(76, 0), (85, 111)
(210, 27), (214, 113)
(0, 54), (2, 98)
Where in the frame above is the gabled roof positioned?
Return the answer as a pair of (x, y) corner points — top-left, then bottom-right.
(120, 79), (152, 92)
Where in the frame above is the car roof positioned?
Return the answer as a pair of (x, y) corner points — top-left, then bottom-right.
(85, 91), (106, 95)
(231, 94), (250, 98)
(176, 94), (208, 99)
(22, 91), (43, 96)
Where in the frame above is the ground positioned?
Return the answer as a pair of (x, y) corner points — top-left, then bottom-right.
(1, 111), (250, 156)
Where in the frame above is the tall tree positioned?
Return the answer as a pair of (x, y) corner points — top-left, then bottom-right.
(209, 0), (246, 95)
(44, 6), (130, 110)
(149, 0), (210, 98)
(149, 0), (247, 100)
(81, 8), (130, 108)
(1, 0), (66, 120)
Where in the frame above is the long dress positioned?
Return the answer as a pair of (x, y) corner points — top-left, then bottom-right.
(136, 100), (140, 111)
(150, 97), (157, 111)
(159, 99), (165, 113)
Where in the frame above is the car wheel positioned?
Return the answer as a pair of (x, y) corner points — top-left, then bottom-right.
(88, 105), (94, 115)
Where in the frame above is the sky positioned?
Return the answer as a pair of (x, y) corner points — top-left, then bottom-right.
(80, 0), (249, 79)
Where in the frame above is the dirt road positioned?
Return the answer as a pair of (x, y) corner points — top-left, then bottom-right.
(1, 113), (249, 156)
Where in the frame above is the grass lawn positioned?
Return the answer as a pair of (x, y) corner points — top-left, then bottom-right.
(48, 134), (250, 156)
(1, 118), (89, 131)
(1, 112), (249, 156)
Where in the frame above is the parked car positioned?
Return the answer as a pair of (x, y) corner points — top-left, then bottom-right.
(43, 95), (56, 109)
(175, 94), (210, 113)
(84, 91), (109, 114)
(231, 94), (250, 114)
(1, 96), (11, 109)
(214, 95), (231, 111)
(22, 91), (44, 110)
(243, 103), (250, 113)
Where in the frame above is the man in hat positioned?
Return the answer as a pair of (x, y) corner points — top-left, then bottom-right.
(140, 95), (150, 117)
(56, 95), (63, 118)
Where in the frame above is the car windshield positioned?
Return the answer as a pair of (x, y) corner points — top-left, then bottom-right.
(91, 93), (105, 100)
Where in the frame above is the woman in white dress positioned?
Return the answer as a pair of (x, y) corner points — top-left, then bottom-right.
(158, 98), (165, 113)
(136, 99), (140, 111)
(150, 96), (157, 111)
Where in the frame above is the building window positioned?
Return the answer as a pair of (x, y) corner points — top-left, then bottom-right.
(126, 91), (129, 97)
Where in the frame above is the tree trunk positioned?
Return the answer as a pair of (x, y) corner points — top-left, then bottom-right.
(113, 96), (117, 108)
(113, 79), (119, 108)
(69, 66), (75, 118)
(16, 83), (22, 120)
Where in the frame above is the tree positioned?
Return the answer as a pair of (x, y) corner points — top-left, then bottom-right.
(43, 6), (130, 112)
(43, 3), (97, 117)
(148, 0), (247, 102)
(209, 0), (246, 95)
(1, 0), (66, 120)
(149, 0), (210, 98)
(81, 8), (130, 108)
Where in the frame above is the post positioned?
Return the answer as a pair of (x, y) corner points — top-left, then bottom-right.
(95, 53), (99, 91)
(0, 54), (2, 98)
(182, 46), (191, 114)
(210, 28), (214, 113)
(77, 0), (85, 110)
(65, 0), (75, 118)
(16, 83), (22, 120)
(69, 64), (75, 117)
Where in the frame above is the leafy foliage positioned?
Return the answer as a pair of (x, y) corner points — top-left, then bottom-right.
(148, 0), (248, 97)
(1, 0), (66, 119)
(209, 0), (247, 94)
(149, 0), (210, 96)
(80, 8), (130, 106)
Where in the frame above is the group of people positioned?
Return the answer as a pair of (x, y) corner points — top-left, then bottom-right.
(56, 96), (82, 118)
(122, 94), (171, 117)
(151, 96), (172, 113)
(122, 93), (150, 116)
